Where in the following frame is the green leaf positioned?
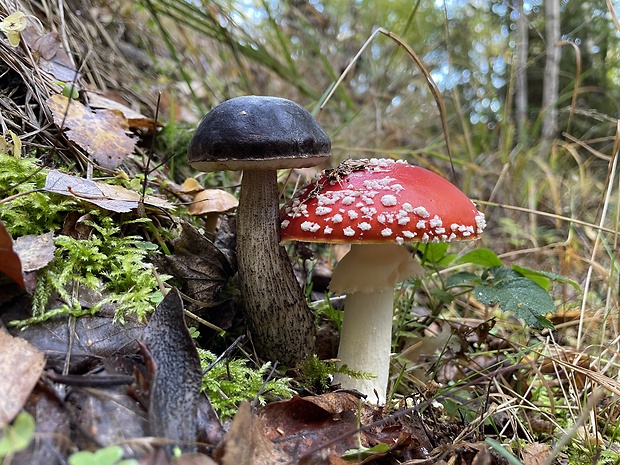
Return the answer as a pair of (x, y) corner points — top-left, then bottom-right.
(455, 248), (503, 267)
(473, 266), (555, 329)
(342, 442), (391, 461)
(446, 271), (479, 288)
(512, 265), (580, 291)
(68, 445), (135, 465)
(430, 287), (455, 304)
(0, 412), (35, 457)
(485, 439), (524, 465)
(420, 242), (450, 264)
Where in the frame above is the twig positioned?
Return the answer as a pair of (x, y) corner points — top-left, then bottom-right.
(203, 334), (245, 375)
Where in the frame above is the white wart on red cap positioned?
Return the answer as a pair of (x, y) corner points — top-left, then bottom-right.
(280, 158), (486, 245)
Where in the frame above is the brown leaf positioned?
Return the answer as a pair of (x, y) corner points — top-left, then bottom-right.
(13, 231), (55, 272)
(87, 92), (159, 132)
(180, 178), (204, 194)
(45, 169), (173, 213)
(259, 393), (374, 464)
(0, 220), (25, 289)
(46, 94), (136, 169)
(150, 222), (234, 312)
(522, 442), (551, 465)
(22, 28), (80, 82)
(214, 402), (288, 465)
(0, 330), (45, 427)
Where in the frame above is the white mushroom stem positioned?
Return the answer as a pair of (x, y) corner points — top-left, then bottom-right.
(330, 243), (424, 405)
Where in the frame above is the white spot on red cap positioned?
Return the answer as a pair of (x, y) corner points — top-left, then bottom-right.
(301, 221), (320, 233)
(316, 206), (332, 215)
(381, 228), (393, 237)
(413, 206), (430, 218)
(343, 226), (355, 236)
(429, 216), (443, 228)
(381, 194), (397, 206)
(358, 222), (371, 231)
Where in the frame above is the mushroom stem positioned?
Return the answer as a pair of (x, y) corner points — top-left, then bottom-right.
(329, 243), (424, 405)
(237, 170), (316, 366)
(333, 289), (394, 405)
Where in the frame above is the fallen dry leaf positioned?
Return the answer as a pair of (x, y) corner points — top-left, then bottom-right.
(522, 442), (551, 465)
(0, 220), (25, 289)
(22, 27), (79, 82)
(188, 189), (238, 217)
(46, 93), (136, 169)
(87, 91), (159, 132)
(214, 401), (288, 465)
(45, 169), (173, 213)
(0, 330), (45, 427)
(13, 231), (55, 273)
(180, 178), (204, 194)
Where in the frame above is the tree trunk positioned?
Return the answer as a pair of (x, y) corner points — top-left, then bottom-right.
(540, 0), (561, 149)
(515, 0), (528, 144)
(236, 170), (316, 366)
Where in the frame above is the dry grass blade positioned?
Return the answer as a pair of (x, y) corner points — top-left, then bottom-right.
(558, 40), (581, 135)
(607, 0), (620, 32)
(576, 119), (620, 349)
(318, 27), (455, 178)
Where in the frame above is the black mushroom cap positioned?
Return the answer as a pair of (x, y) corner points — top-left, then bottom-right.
(188, 95), (331, 172)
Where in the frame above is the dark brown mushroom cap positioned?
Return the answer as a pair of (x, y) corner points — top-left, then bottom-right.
(188, 96), (331, 171)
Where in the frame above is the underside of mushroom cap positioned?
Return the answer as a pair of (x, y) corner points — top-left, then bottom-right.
(188, 95), (331, 172)
(328, 243), (425, 294)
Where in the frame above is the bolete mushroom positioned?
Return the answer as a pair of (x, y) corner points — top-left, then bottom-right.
(280, 158), (486, 403)
(188, 188), (239, 234)
(188, 95), (331, 366)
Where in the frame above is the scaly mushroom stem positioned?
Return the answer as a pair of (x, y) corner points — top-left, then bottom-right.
(333, 289), (394, 405)
(237, 170), (316, 366)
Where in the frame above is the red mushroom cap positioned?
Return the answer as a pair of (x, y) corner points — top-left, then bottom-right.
(280, 159), (485, 244)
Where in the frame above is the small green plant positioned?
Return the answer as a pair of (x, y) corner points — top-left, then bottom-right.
(68, 445), (138, 465)
(198, 348), (294, 419)
(0, 412), (35, 458)
(420, 244), (578, 328)
(300, 354), (376, 393)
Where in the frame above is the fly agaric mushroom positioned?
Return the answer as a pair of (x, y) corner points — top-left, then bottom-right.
(188, 95), (331, 366)
(280, 158), (486, 404)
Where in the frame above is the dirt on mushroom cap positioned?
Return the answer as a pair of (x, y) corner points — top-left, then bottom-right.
(280, 158), (486, 245)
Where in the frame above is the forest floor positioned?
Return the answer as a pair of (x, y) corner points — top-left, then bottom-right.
(1, 1), (620, 465)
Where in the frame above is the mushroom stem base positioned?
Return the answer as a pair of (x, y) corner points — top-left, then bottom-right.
(333, 290), (394, 405)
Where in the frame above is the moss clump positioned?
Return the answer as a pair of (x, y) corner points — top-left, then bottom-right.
(0, 154), (76, 237)
(198, 349), (294, 419)
(23, 214), (166, 324)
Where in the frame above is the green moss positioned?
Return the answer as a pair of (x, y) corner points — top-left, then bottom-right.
(0, 154), (75, 236)
(198, 349), (294, 420)
(18, 214), (166, 324)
